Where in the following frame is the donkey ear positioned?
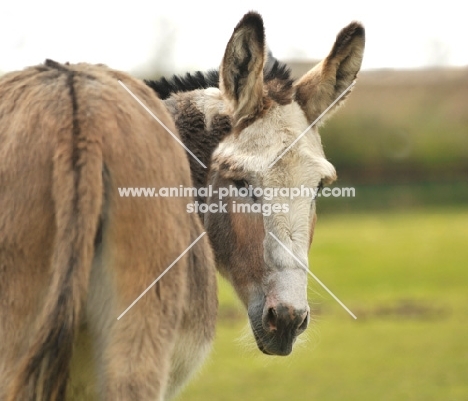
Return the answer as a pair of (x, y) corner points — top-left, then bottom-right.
(219, 12), (266, 125)
(294, 22), (365, 124)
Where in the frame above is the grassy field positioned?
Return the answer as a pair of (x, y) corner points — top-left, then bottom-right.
(181, 209), (468, 401)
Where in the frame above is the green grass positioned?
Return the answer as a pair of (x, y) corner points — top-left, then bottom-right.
(181, 210), (468, 401)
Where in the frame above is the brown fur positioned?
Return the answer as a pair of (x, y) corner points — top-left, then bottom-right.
(266, 81), (293, 105)
(204, 170), (265, 302)
(294, 22), (365, 124)
(0, 61), (216, 400)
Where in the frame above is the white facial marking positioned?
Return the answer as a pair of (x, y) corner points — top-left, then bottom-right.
(213, 102), (336, 180)
(213, 100), (336, 277)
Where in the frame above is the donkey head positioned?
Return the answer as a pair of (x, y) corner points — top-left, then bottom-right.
(204, 12), (364, 355)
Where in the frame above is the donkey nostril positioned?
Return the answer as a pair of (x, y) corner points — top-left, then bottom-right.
(263, 306), (309, 333)
(298, 310), (309, 332)
(266, 307), (278, 331)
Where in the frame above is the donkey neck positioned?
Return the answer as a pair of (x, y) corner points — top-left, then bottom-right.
(162, 89), (232, 203)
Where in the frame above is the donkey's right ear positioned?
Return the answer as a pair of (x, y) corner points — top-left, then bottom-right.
(219, 12), (266, 125)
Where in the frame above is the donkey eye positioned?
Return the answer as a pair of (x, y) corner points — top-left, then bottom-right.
(233, 179), (248, 190)
(232, 179), (258, 202)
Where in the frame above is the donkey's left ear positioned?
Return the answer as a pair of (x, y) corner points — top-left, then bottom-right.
(294, 22), (365, 124)
(220, 12), (266, 125)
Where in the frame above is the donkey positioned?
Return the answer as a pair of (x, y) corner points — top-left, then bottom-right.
(0, 61), (216, 400)
(147, 12), (365, 356)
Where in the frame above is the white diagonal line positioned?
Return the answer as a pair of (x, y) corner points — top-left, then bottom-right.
(117, 232), (206, 320)
(268, 232), (357, 319)
(268, 81), (356, 168)
(118, 80), (207, 169)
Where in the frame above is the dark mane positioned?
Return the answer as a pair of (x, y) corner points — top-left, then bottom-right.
(145, 70), (219, 100)
(264, 58), (292, 84)
(145, 56), (294, 103)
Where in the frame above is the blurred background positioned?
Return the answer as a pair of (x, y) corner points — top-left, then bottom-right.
(2, 1), (467, 400)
